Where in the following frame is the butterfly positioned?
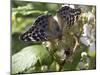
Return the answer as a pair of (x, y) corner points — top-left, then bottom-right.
(57, 6), (81, 29)
(20, 14), (61, 42)
(20, 6), (81, 42)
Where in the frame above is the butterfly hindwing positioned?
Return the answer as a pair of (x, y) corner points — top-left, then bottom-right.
(20, 15), (50, 42)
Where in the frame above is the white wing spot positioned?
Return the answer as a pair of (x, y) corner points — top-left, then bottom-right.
(29, 37), (35, 41)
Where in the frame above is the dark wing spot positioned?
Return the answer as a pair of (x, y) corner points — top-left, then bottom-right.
(32, 35), (39, 41)
(40, 29), (44, 33)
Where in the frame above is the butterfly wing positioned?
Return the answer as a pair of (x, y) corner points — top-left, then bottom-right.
(57, 6), (81, 28)
(20, 14), (61, 42)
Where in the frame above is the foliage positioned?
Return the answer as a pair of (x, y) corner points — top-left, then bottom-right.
(12, 45), (53, 74)
(12, 1), (96, 74)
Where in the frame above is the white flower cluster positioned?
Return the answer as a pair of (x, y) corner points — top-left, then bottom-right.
(80, 10), (96, 56)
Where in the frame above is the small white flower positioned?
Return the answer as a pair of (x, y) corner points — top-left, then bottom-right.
(80, 36), (90, 46)
(42, 41), (51, 48)
(81, 52), (87, 57)
(56, 49), (66, 61)
(80, 23), (95, 46)
(41, 65), (48, 71)
(82, 23), (91, 37)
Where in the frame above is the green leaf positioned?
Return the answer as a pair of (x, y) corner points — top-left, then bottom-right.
(49, 61), (60, 71)
(70, 45), (88, 70)
(12, 45), (53, 74)
(88, 49), (96, 58)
